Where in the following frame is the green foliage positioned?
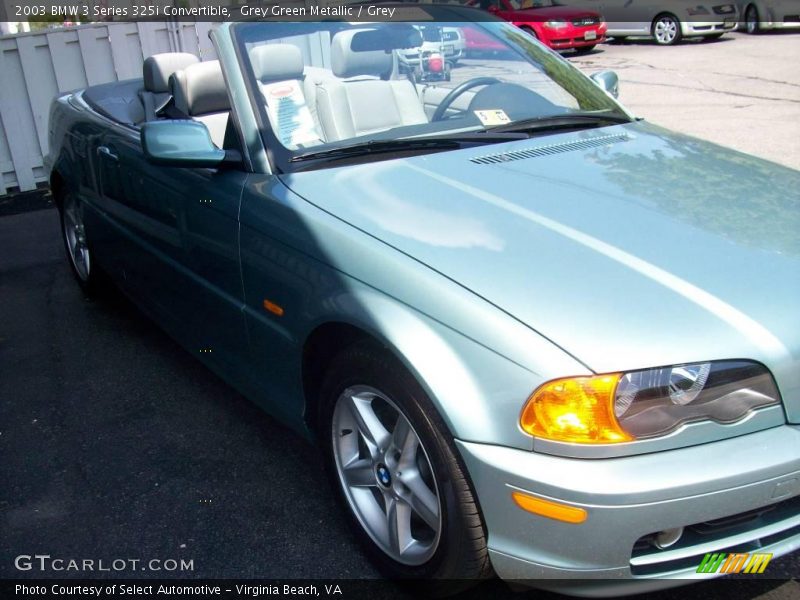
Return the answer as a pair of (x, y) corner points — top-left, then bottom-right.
(594, 127), (800, 256)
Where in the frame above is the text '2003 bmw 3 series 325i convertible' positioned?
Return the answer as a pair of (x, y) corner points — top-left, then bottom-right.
(46, 4), (799, 595)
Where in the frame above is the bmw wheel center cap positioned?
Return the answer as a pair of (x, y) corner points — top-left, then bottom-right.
(376, 463), (392, 487)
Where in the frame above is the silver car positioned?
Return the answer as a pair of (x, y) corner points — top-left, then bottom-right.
(571, 0), (739, 44)
(736, 0), (800, 33)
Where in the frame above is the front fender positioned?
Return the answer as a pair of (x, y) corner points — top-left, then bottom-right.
(241, 176), (589, 450)
(305, 284), (544, 451)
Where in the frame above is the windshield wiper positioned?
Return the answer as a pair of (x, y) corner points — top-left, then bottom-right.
(290, 132), (529, 163)
(485, 112), (632, 135)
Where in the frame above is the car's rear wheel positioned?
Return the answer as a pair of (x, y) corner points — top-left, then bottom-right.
(653, 14), (682, 45)
(60, 192), (102, 294)
(746, 5), (761, 34)
(318, 342), (492, 590)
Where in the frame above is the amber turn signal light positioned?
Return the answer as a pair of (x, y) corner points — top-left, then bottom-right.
(520, 374), (632, 444)
(511, 491), (587, 524)
(262, 299), (285, 316)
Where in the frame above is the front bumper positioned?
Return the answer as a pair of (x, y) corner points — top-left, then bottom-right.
(544, 25), (607, 49)
(682, 19), (738, 36)
(549, 35), (607, 50)
(457, 425), (800, 595)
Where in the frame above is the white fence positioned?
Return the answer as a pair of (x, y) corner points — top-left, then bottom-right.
(0, 21), (216, 195)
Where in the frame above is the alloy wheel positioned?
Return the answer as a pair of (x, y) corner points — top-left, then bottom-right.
(654, 16), (679, 44)
(62, 194), (91, 281)
(746, 6), (760, 34)
(331, 385), (442, 566)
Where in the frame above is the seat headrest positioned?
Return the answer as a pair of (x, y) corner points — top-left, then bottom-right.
(250, 44), (305, 82)
(331, 30), (393, 79)
(170, 60), (230, 117)
(143, 52), (199, 93)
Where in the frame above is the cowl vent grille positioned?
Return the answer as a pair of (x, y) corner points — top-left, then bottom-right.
(469, 133), (631, 165)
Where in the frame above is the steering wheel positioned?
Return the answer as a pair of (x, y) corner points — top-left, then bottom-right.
(431, 77), (502, 122)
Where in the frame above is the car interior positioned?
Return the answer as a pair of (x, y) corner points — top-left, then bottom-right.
(80, 25), (574, 157)
(81, 39), (438, 155)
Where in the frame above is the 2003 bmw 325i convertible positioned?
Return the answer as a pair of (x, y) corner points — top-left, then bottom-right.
(46, 4), (799, 595)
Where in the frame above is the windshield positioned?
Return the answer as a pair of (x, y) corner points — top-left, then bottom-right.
(234, 15), (629, 171)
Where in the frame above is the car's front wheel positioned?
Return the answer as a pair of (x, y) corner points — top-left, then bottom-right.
(318, 343), (491, 589)
(653, 14), (682, 45)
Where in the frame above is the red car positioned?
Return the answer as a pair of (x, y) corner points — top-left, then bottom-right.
(469, 0), (607, 54)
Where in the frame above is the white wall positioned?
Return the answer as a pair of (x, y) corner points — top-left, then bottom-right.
(0, 20), (216, 194)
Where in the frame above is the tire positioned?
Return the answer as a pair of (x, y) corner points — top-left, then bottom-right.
(318, 342), (492, 591)
(652, 14), (683, 45)
(573, 44), (596, 55)
(520, 25), (538, 40)
(746, 5), (761, 34)
(59, 192), (104, 295)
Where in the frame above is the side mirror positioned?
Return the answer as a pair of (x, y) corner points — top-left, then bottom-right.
(590, 70), (619, 99)
(141, 120), (239, 168)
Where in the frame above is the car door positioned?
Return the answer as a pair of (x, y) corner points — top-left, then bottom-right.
(94, 126), (183, 305)
(94, 123), (249, 380)
(172, 164), (250, 381)
(605, 0), (657, 35)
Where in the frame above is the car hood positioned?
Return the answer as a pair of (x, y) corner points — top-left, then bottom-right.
(281, 122), (800, 421)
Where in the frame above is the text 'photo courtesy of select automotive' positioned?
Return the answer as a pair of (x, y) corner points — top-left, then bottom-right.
(0, 1), (798, 599)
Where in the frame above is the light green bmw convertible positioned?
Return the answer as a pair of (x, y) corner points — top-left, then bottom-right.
(46, 4), (799, 595)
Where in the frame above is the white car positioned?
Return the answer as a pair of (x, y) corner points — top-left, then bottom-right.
(568, 0), (739, 44)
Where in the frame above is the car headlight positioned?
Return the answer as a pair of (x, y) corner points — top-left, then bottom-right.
(545, 19), (568, 28)
(520, 360), (780, 444)
(687, 6), (710, 15)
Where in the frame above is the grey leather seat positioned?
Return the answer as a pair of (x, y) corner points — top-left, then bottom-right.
(314, 30), (428, 142)
(140, 52), (199, 121)
(249, 43), (324, 147)
(169, 60), (230, 148)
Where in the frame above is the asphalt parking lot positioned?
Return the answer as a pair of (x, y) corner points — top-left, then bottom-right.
(1, 29), (799, 600)
(569, 31), (800, 171)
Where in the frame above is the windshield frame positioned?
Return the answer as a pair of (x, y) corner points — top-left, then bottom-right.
(231, 8), (631, 174)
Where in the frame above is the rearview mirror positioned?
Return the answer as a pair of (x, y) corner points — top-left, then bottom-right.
(590, 70), (619, 99)
(141, 120), (238, 168)
(350, 25), (423, 52)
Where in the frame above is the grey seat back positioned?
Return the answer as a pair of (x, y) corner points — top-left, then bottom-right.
(250, 44), (323, 148)
(140, 52), (199, 121)
(314, 30), (427, 142)
(169, 60), (230, 148)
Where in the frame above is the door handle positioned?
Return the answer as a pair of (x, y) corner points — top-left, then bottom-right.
(97, 145), (119, 162)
